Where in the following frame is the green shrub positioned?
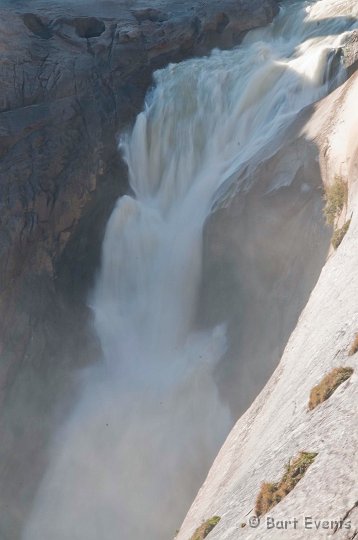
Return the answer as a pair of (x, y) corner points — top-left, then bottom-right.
(309, 367), (353, 410)
(332, 219), (351, 249)
(255, 452), (317, 517)
(189, 516), (221, 540)
(323, 176), (348, 226)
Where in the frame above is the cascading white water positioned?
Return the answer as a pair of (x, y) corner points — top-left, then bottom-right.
(23, 1), (357, 539)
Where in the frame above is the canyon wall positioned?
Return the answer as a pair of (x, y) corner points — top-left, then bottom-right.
(0, 0), (278, 406)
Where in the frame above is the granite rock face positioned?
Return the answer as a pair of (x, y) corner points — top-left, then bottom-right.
(177, 71), (358, 540)
(0, 1), (278, 538)
(198, 130), (331, 415)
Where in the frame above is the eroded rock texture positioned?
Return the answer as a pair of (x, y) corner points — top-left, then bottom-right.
(0, 0), (278, 400)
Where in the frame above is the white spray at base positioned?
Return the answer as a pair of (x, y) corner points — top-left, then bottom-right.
(23, 1), (357, 539)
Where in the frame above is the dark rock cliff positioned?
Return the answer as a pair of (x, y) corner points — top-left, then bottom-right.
(0, 1), (278, 537)
(0, 0), (278, 401)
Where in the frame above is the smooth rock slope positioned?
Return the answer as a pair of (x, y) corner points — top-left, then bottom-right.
(177, 72), (358, 540)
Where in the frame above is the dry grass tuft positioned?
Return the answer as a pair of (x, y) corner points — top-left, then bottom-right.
(189, 516), (221, 540)
(308, 367), (353, 410)
(349, 334), (358, 356)
(323, 176), (348, 226)
(255, 452), (317, 517)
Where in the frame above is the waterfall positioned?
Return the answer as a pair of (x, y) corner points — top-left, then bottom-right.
(23, 1), (357, 539)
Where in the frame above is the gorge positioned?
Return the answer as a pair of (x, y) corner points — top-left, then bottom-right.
(0, 0), (357, 539)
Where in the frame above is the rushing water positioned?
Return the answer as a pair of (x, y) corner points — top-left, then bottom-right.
(23, 1), (357, 539)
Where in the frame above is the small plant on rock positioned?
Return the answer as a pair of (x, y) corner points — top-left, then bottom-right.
(255, 452), (317, 517)
(323, 175), (348, 226)
(331, 219), (351, 249)
(323, 176), (350, 249)
(349, 334), (358, 356)
(308, 367), (354, 410)
(189, 516), (221, 540)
